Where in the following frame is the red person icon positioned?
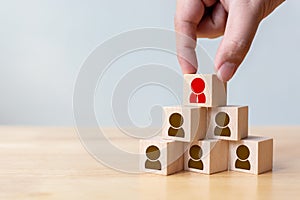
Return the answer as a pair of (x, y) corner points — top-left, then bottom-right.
(190, 78), (206, 103)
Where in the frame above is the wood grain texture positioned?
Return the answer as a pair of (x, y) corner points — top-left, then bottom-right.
(0, 126), (299, 199)
(184, 139), (228, 174)
(183, 74), (227, 107)
(207, 106), (248, 141)
(139, 138), (184, 175)
(228, 136), (273, 174)
(162, 106), (207, 142)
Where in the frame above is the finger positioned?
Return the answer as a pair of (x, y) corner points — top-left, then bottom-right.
(175, 0), (216, 74)
(196, 2), (228, 38)
(215, 1), (261, 82)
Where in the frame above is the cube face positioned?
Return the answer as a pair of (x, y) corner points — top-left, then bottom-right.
(140, 138), (184, 175)
(184, 139), (228, 174)
(162, 106), (207, 142)
(228, 136), (273, 174)
(207, 106), (248, 141)
(183, 74), (227, 107)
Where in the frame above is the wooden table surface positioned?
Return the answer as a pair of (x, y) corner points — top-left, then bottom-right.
(0, 126), (299, 199)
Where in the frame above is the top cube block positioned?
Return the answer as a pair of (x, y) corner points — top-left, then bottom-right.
(183, 74), (227, 107)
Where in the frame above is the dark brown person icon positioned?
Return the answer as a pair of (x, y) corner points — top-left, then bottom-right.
(189, 77), (206, 103)
(168, 113), (185, 138)
(235, 145), (251, 170)
(214, 112), (231, 137)
(145, 145), (161, 170)
(188, 145), (204, 170)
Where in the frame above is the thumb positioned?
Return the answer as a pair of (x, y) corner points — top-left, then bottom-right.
(215, 2), (262, 82)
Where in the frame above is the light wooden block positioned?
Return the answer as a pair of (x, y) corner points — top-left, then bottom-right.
(162, 106), (207, 142)
(183, 74), (227, 107)
(139, 137), (184, 175)
(228, 136), (273, 174)
(207, 105), (248, 141)
(184, 139), (228, 174)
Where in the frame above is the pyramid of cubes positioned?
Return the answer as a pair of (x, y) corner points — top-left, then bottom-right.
(140, 74), (273, 175)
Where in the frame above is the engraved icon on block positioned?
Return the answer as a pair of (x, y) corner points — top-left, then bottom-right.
(214, 112), (231, 137)
(140, 138), (184, 175)
(168, 113), (185, 138)
(229, 136), (273, 174)
(207, 106), (248, 141)
(145, 145), (162, 170)
(184, 139), (228, 174)
(235, 145), (251, 170)
(183, 74), (227, 107)
(188, 145), (204, 170)
(162, 106), (207, 142)
(190, 77), (206, 103)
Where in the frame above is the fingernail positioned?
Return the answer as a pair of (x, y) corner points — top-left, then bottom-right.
(217, 62), (237, 82)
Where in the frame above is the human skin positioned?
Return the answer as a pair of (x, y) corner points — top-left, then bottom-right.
(175, 0), (285, 81)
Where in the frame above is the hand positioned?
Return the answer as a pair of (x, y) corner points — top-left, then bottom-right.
(175, 0), (285, 81)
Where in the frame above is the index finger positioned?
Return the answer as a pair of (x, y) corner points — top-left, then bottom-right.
(174, 0), (214, 73)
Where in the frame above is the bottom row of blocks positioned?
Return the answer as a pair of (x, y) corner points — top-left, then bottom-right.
(140, 136), (273, 175)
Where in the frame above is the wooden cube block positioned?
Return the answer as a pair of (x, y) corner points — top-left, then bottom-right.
(162, 106), (207, 142)
(228, 136), (273, 174)
(184, 139), (228, 174)
(207, 106), (248, 141)
(139, 138), (184, 175)
(183, 74), (227, 107)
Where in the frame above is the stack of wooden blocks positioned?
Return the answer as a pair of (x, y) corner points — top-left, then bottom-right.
(140, 74), (273, 175)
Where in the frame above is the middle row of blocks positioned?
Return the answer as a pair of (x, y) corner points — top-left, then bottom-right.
(162, 106), (248, 142)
